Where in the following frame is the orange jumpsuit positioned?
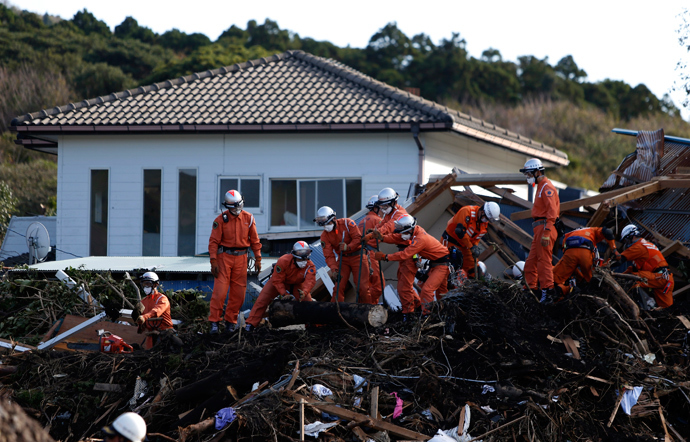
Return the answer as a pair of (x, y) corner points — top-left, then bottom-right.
(552, 227), (616, 296)
(358, 210), (384, 303)
(246, 254), (316, 327)
(442, 205), (488, 277)
(384, 225), (450, 313)
(208, 210), (262, 324)
(376, 206), (421, 313)
(524, 177), (560, 290)
(621, 239), (674, 308)
(321, 218), (371, 303)
(139, 289), (173, 349)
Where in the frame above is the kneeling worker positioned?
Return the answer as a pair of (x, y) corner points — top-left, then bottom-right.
(245, 241), (316, 331)
(551, 227), (617, 299)
(612, 224), (674, 308)
(136, 272), (173, 348)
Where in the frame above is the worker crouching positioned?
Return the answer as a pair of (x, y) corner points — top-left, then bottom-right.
(135, 272), (173, 349)
(245, 241), (316, 331)
(373, 215), (450, 318)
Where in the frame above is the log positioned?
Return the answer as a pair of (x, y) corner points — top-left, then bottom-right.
(268, 300), (388, 328)
(598, 272), (640, 320)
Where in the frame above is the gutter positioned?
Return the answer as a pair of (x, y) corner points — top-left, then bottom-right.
(412, 125), (425, 185)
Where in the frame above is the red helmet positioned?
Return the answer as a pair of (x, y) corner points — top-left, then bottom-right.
(292, 241), (312, 260)
(223, 190), (244, 214)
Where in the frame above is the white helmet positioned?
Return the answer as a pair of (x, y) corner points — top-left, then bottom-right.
(223, 190), (244, 215)
(366, 195), (378, 210)
(102, 412), (147, 442)
(292, 240), (312, 260)
(512, 261), (525, 278)
(393, 215), (416, 234)
(477, 261), (487, 276)
(140, 272), (159, 284)
(377, 187), (399, 206)
(483, 202), (500, 222)
(314, 206), (336, 226)
(519, 158), (544, 174)
(620, 224), (640, 242)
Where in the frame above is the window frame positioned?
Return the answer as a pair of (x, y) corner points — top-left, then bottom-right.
(217, 175), (263, 214)
(142, 168), (162, 256)
(177, 167), (198, 256)
(89, 168), (110, 256)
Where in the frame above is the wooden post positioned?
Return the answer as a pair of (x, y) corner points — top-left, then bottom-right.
(268, 300), (388, 328)
(370, 386), (379, 420)
(299, 398), (305, 441)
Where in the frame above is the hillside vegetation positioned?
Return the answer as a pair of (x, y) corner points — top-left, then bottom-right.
(0, 5), (688, 220)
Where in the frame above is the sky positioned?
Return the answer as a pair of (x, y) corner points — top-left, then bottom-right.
(12, 0), (690, 120)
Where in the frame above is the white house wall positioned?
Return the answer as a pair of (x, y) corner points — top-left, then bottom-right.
(56, 133), (418, 259)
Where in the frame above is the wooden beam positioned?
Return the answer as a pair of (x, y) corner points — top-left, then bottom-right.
(660, 178), (690, 189)
(661, 240), (684, 257)
(633, 219), (690, 259)
(483, 186), (532, 209)
(601, 181), (662, 207)
(291, 393), (430, 440)
(673, 284), (690, 297)
(452, 173), (526, 186)
(586, 205), (609, 227)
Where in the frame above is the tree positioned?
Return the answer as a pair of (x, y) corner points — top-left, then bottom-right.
(71, 9), (110, 37)
(554, 55), (587, 82)
(0, 180), (18, 242)
(518, 55), (556, 98)
(114, 17), (157, 44)
(675, 8), (690, 110)
(159, 29), (211, 54)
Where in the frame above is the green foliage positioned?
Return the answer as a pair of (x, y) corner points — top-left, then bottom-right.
(0, 159), (57, 216)
(71, 9), (110, 37)
(0, 180), (17, 240)
(15, 388), (44, 409)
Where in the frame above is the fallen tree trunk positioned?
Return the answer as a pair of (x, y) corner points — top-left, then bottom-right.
(596, 271), (640, 319)
(268, 300), (388, 328)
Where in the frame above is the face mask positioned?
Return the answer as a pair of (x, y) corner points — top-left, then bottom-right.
(324, 223), (334, 232)
(380, 206), (392, 215)
(526, 177), (535, 186)
(401, 233), (411, 241)
(143, 286), (153, 295)
(230, 208), (242, 216)
(295, 260), (308, 268)
(480, 216), (489, 223)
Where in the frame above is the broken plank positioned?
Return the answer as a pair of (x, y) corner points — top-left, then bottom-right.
(602, 181), (663, 207)
(93, 383), (124, 392)
(483, 186), (532, 209)
(291, 393), (430, 440)
(586, 204), (609, 227)
(562, 336), (581, 360)
(547, 335), (580, 348)
(661, 240), (684, 257)
(0, 337), (36, 352)
(677, 315), (690, 329)
(452, 173), (526, 186)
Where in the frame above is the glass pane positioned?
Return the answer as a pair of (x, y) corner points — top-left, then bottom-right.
(299, 180), (316, 228)
(90, 170), (108, 256)
(178, 169), (197, 255)
(346, 179), (362, 217)
(143, 169), (161, 256)
(317, 179), (344, 219)
(271, 180), (297, 226)
(219, 178), (239, 211)
(241, 179), (260, 208)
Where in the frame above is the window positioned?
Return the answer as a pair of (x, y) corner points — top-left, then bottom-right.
(178, 169), (197, 255)
(270, 178), (362, 229)
(143, 170), (161, 256)
(90, 170), (108, 256)
(218, 177), (261, 212)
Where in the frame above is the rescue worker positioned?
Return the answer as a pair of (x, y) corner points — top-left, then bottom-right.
(101, 412), (147, 442)
(552, 227), (617, 298)
(245, 241), (316, 331)
(442, 202), (501, 278)
(208, 190), (262, 334)
(363, 188), (421, 314)
(373, 215), (450, 318)
(135, 271), (173, 332)
(612, 224), (674, 308)
(520, 158), (560, 304)
(316, 206), (371, 303)
(358, 195), (384, 303)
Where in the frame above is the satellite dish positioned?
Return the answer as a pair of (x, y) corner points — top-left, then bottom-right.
(26, 222), (51, 264)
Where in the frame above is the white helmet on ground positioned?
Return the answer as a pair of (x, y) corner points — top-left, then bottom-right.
(366, 195), (378, 210)
(620, 224), (640, 242)
(377, 187), (399, 206)
(223, 190), (244, 215)
(519, 158), (545, 174)
(292, 241), (312, 260)
(102, 412), (147, 442)
(483, 202), (501, 222)
(477, 261), (487, 276)
(140, 272), (159, 284)
(393, 215), (417, 234)
(313, 206), (336, 226)
(512, 261), (525, 278)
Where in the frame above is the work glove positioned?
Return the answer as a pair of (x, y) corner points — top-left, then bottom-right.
(373, 252), (388, 261)
(541, 233), (551, 247)
(470, 245), (481, 258)
(328, 269), (341, 282)
(280, 292), (295, 301)
(254, 258), (262, 272)
(339, 242), (349, 252)
(210, 258), (220, 278)
(297, 289), (309, 301)
(613, 250), (622, 260)
(136, 316), (146, 325)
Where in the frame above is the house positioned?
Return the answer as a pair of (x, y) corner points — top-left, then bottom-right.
(11, 50), (568, 260)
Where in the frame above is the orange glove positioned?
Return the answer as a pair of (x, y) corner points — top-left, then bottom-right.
(210, 258), (220, 278)
(373, 252), (387, 261)
(339, 242), (349, 251)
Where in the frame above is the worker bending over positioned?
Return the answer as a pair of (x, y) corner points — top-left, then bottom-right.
(135, 272), (173, 348)
(358, 195), (384, 304)
(373, 215), (450, 318)
(245, 241), (316, 331)
(520, 158), (560, 304)
(612, 224), (673, 309)
(208, 190), (262, 334)
(552, 227), (616, 298)
(442, 202), (500, 278)
(316, 206), (371, 303)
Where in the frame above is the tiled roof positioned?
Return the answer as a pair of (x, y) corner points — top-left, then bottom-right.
(11, 50), (567, 164)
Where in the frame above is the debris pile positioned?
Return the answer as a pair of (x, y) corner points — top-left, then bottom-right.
(1, 274), (689, 441)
